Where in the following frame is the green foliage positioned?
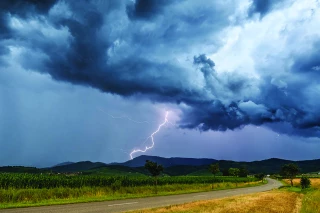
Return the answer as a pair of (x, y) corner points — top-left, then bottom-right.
(281, 163), (300, 186)
(144, 160), (163, 177)
(222, 168), (229, 176)
(228, 168), (240, 177)
(300, 177), (311, 189)
(239, 167), (249, 177)
(0, 181), (264, 208)
(0, 173), (257, 189)
(254, 173), (265, 182)
(111, 180), (122, 194)
(209, 163), (220, 176)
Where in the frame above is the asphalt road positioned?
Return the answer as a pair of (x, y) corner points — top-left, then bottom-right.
(0, 178), (282, 213)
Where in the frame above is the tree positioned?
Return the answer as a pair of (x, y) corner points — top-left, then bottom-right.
(222, 168), (229, 176)
(280, 163), (299, 186)
(300, 177), (311, 189)
(209, 163), (220, 176)
(145, 160), (163, 194)
(254, 173), (265, 183)
(239, 167), (249, 177)
(228, 168), (240, 177)
(209, 163), (219, 189)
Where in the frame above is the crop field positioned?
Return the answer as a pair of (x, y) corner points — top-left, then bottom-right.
(283, 178), (320, 189)
(0, 173), (260, 208)
(0, 173), (256, 189)
(283, 178), (320, 213)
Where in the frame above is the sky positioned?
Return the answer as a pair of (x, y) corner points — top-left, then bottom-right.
(1, 0), (320, 167)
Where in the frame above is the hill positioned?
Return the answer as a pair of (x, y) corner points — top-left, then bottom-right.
(0, 166), (44, 173)
(82, 165), (148, 176)
(47, 156), (320, 175)
(1, 156), (319, 176)
(53, 162), (74, 167)
(116, 156), (320, 175)
(116, 155), (217, 167)
(49, 161), (107, 173)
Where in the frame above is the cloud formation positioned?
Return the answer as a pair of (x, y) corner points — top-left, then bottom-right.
(1, 0), (320, 138)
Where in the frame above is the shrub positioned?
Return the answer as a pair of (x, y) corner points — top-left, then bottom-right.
(111, 180), (122, 195)
(300, 177), (311, 189)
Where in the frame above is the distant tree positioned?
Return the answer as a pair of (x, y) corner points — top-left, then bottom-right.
(280, 163), (299, 186)
(209, 163), (220, 189)
(254, 173), (265, 182)
(300, 177), (311, 189)
(239, 167), (249, 177)
(228, 168), (240, 177)
(222, 168), (229, 176)
(145, 160), (163, 194)
(209, 163), (220, 176)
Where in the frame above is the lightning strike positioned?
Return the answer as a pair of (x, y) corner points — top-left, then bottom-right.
(130, 111), (169, 159)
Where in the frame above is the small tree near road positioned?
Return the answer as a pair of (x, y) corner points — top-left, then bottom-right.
(254, 173), (265, 183)
(239, 167), (249, 177)
(228, 168), (240, 187)
(300, 177), (311, 189)
(281, 163), (299, 186)
(209, 163), (220, 189)
(145, 160), (163, 194)
(228, 168), (240, 177)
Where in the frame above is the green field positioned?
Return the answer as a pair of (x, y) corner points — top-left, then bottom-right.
(0, 173), (255, 189)
(0, 173), (260, 209)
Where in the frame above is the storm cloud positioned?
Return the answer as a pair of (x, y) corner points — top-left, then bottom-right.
(1, 0), (320, 139)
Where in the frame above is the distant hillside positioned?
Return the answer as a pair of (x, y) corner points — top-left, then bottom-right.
(2, 156), (319, 175)
(115, 156), (320, 174)
(117, 155), (217, 167)
(53, 162), (74, 167)
(83, 165), (148, 176)
(50, 161), (107, 173)
(0, 166), (45, 173)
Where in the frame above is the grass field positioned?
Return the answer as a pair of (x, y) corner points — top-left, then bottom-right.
(128, 191), (302, 213)
(283, 178), (320, 213)
(0, 180), (263, 209)
(128, 178), (320, 213)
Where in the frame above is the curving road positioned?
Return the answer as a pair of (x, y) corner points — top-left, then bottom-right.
(0, 178), (282, 213)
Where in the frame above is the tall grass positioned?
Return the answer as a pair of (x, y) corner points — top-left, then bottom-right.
(300, 190), (320, 213)
(128, 191), (302, 213)
(283, 178), (320, 213)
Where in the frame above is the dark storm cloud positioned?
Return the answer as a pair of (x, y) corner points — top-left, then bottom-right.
(1, 0), (320, 138)
(292, 40), (320, 74)
(0, 0), (57, 36)
(126, 0), (173, 20)
(248, 0), (284, 18)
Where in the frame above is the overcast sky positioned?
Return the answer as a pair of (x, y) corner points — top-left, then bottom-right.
(1, 0), (320, 167)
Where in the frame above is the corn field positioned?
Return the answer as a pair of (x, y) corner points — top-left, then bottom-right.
(0, 173), (256, 189)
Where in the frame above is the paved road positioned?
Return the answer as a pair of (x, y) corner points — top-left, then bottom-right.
(0, 178), (282, 213)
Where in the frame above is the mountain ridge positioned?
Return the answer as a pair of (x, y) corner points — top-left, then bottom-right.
(49, 155), (320, 174)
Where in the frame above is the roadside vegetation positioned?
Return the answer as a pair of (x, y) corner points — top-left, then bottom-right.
(282, 178), (320, 213)
(128, 163), (320, 213)
(0, 161), (263, 209)
(128, 178), (320, 213)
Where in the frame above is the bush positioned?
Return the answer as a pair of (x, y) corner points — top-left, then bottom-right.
(300, 177), (311, 189)
(111, 180), (122, 194)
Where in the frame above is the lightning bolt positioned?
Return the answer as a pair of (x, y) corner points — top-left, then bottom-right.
(130, 111), (169, 159)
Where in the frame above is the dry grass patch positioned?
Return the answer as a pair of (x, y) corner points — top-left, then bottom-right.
(284, 178), (320, 189)
(129, 191), (302, 213)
